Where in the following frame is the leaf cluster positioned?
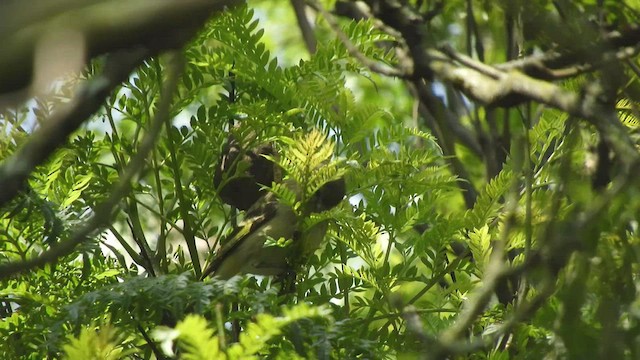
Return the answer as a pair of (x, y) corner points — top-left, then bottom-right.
(4, 1), (640, 359)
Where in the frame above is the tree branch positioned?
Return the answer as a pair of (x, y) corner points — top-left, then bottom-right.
(0, 0), (241, 95)
(291, 0), (317, 54)
(0, 48), (149, 207)
(0, 53), (184, 280)
(363, 0), (640, 169)
(0, 0), (241, 208)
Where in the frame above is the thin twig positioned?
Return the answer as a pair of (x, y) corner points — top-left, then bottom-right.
(308, 0), (408, 78)
(439, 169), (521, 344)
(137, 323), (168, 360)
(439, 43), (502, 79)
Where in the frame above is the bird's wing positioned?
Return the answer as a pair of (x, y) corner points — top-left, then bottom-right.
(200, 193), (279, 280)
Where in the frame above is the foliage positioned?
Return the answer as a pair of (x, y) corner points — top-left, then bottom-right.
(63, 324), (134, 360)
(151, 303), (328, 359)
(1, 1), (640, 359)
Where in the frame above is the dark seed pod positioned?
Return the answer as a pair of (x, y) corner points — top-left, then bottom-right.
(309, 177), (346, 213)
(213, 134), (275, 210)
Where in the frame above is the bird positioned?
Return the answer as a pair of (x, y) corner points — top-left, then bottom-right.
(200, 177), (346, 280)
(213, 133), (276, 211)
